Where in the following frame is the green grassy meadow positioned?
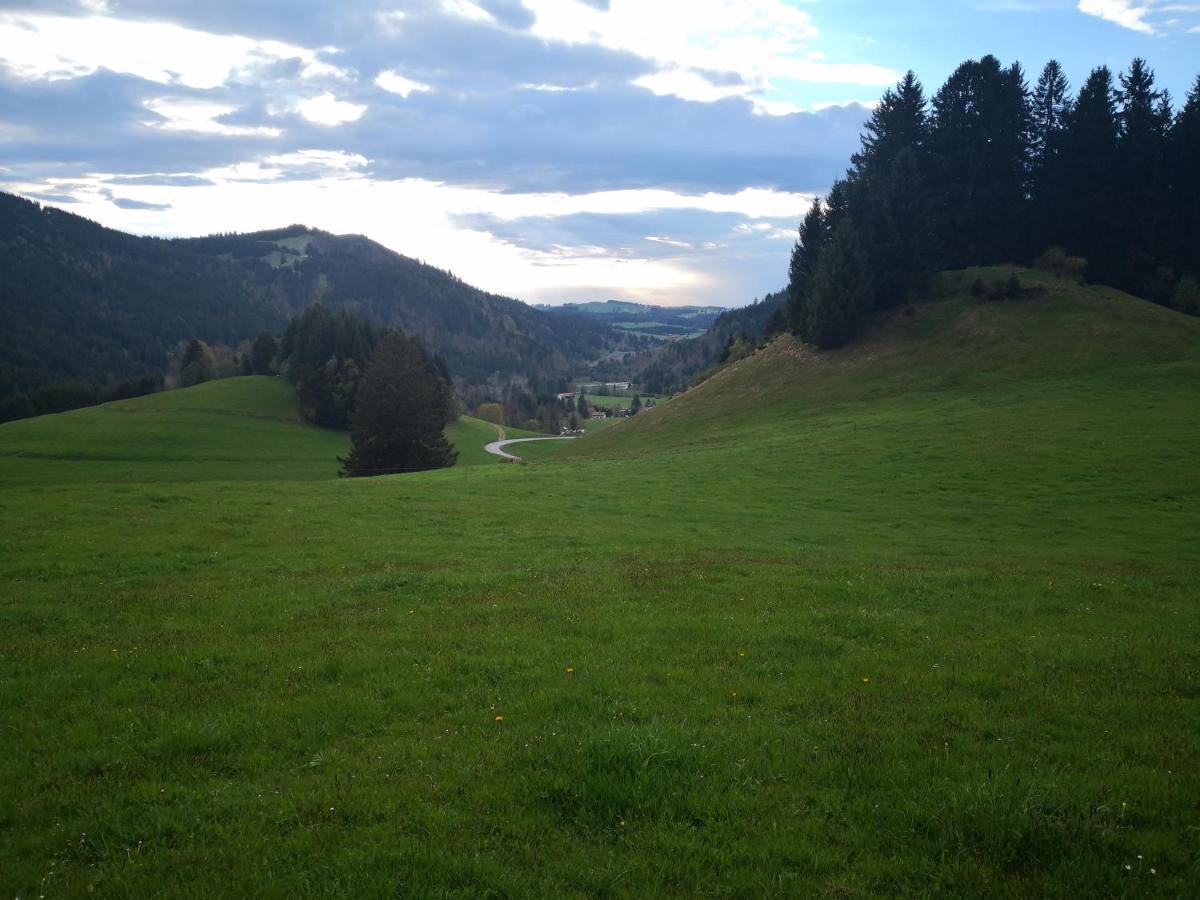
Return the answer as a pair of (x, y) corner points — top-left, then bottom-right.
(582, 393), (664, 411)
(1, 269), (1198, 896)
(445, 416), (541, 467)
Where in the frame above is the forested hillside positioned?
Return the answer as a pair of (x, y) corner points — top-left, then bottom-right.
(632, 291), (786, 394)
(178, 228), (618, 382)
(632, 54), (1199, 397)
(0, 193), (275, 405)
(784, 57), (1200, 347)
(0, 193), (622, 418)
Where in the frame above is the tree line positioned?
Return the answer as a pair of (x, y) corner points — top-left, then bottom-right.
(785, 56), (1200, 348)
(276, 305), (457, 475)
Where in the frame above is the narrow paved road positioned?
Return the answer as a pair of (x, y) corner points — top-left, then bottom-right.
(484, 425), (575, 462)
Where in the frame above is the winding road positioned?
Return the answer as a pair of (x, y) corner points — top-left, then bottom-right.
(484, 425), (576, 462)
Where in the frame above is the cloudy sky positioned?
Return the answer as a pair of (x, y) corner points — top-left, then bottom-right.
(1, 1), (1197, 307)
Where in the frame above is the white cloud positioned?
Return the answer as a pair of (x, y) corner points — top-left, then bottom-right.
(296, 92), (367, 126)
(633, 69), (746, 104)
(265, 150), (369, 170)
(645, 235), (696, 249)
(8, 168), (814, 304)
(375, 71), (433, 98)
(143, 98), (282, 138)
(1075, 0), (1200, 32)
(1078, 0), (1156, 32)
(441, 0), (496, 24)
(525, 0), (897, 108)
(0, 13), (326, 89)
(521, 83), (584, 92)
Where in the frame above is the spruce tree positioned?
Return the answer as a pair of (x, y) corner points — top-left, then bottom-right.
(851, 71), (929, 178)
(807, 220), (875, 349)
(1115, 58), (1173, 295)
(860, 148), (939, 309)
(1060, 67), (1121, 282)
(933, 56), (1031, 266)
(341, 332), (457, 477)
(179, 339), (213, 387)
(1168, 76), (1200, 277)
(1030, 61), (1072, 251)
(785, 199), (828, 339)
(250, 332), (277, 375)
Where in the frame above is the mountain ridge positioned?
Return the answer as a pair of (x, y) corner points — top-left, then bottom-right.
(0, 191), (623, 410)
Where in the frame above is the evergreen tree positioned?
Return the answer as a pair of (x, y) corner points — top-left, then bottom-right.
(929, 56), (1031, 266)
(576, 393), (590, 418)
(1168, 76), (1200, 276)
(250, 332), (278, 375)
(806, 220), (876, 349)
(1114, 58), (1173, 296)
(1030, 61), (1072, 250)
(785, 199), (829, 338)
(859, 148), (940, 308)
(851, 71), (929, 177)
(630, 394), (642, 414)
(277, 305), (385, 428)
(1059, 67), (1121, 283)
(340, 332), (457, 477)
(179, 339), (214, 387)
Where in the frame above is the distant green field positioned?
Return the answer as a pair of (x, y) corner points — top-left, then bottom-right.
(0, 381), (531, 487)
(1, 268), (1198, 896)
(582, 393), (663, 410)
(581, 415), (620, 433)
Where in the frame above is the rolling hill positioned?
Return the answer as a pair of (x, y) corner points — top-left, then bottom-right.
(0, 191), (621, 409)
(0, 376), (530, 487)
(1, 266), (1197, 896)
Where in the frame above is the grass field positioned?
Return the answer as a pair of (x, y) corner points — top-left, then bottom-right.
(0, 383), (533, 486)
(583, 393), (663, 411)
(445, 416), (542, 467)
(1, 268), (1198, 896)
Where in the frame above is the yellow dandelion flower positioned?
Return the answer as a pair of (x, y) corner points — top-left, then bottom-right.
(494, 715), (504, 722)
(862, 677), (870, 683)
(566, 667), (575, 673)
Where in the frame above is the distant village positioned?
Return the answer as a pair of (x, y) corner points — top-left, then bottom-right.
(556, 384), (657, 436)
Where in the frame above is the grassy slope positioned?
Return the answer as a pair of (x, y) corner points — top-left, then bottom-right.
(1, 269), (1198, 896)
(582, 393), (663, 410)
(445, 416), (541, 467)
(0, 381), (534, 486)
(0, 377), (348, 486)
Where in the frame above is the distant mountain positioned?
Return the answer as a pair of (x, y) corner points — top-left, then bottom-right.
(0, 192), (621, 408)
(176, 227), (618, 382)
(537, 299), (726, 341)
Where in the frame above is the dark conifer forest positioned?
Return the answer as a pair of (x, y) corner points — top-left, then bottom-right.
(786, 56), (1200, 348)
(0, 195), (622, 422)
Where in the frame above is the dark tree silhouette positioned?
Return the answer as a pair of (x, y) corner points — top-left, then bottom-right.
(782, 53), (1200, 354)
(340, 332), (457, 477)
